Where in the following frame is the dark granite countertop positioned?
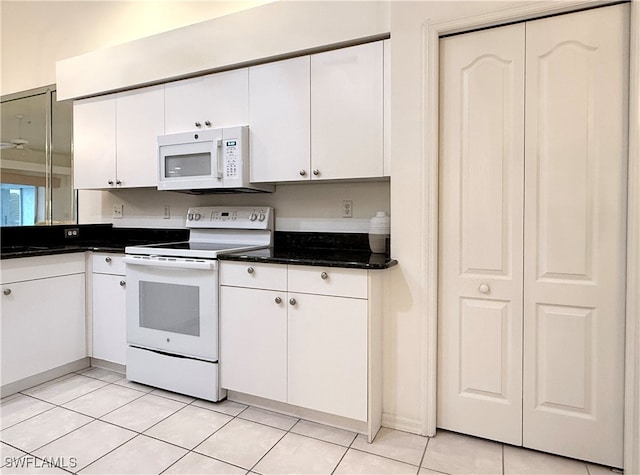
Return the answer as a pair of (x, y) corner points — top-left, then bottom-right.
(0, 225), (188, 260)
(1, 226), (396, 270)
(219, 247), (396, 269)
(219, 231), (397, 270)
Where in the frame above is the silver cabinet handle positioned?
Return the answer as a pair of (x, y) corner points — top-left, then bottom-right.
(247, 267), (255, 274)
(275, 296), (282, 304)
(299, 169), (307, 176)
(105, 257), (112, 263)
(313, 169), (320, 176)
(116, 180), (122, 185)
(108, 180), (114, 185)
(320, 272), (328, 280)
(205, 120), (211, 127)
(195, 121), (201, 128)
(479, 283), (490, 294)
(3, 288), (12, 296)
(120, 280), (126, 287)
(289, 298), (297, 306)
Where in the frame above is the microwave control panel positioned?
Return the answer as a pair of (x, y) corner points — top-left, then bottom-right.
(224, 139), (239, 178)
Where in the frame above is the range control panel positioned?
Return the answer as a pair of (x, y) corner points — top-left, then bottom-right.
(186, 206), (273, 229)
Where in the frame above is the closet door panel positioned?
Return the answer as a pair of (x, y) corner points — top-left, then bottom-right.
(437, 23), (525, 446)
(523, 5), (628, 467)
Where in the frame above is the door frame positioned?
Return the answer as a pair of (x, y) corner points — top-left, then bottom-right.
(421, 1), (639, 472)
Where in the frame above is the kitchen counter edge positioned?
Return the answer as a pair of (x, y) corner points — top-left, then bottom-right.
(218, 252), (398, 270)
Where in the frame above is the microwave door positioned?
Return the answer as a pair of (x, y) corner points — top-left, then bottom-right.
(158, 135), (223, 190)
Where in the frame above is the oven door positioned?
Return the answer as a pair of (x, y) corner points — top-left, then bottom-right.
(124, 256), (219, 361)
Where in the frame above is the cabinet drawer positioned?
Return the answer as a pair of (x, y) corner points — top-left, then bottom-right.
(288, 266), (367, 299)
(92, 253), (125, 275)
(220, 261), (286, 291)
(1, 253), (85, 284)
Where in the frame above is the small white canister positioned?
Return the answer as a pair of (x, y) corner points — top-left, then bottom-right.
(369, 211), (390, 254)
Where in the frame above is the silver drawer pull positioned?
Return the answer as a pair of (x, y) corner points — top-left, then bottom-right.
(320, 272), (328, 280)
(247, 267), (255, 274)
(3, 288), (12, 296)
(289, 298), (297, 306)
(120, 280), (126, 287)
(105, 257), (112, 263)
(275, 296), (282, 304)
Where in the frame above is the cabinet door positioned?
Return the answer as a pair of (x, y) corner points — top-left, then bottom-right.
(1, 274), (86, 386)
(249, 57), (311, 182)
(220, 286), (287, 402)
(92, 273), (127, 365)
(203, 68), (249, 129)
(73, 95), (116, 189)
(164, 69), (249, 134)
(116, 85), (165, 188)
(311, 42), (383, 180)
(287, 293), (367, 421)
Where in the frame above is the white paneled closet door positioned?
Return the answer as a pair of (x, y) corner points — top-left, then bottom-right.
(437, 23), (526, 446)
(522, 6), (627, 467)
(438, 4), (627, 467)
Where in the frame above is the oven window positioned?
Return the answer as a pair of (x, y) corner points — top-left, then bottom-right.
(139, 282), (200, 336)
(165, 153), (211, 177)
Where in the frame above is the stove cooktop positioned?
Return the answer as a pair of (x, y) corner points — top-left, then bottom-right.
(125, 206), (274, 259)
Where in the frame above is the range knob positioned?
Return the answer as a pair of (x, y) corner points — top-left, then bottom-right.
(187, 213), (194, 221)
(194, 213), (202, 221)
(258, 214), (266, 222)
(249, 213), (258, 221)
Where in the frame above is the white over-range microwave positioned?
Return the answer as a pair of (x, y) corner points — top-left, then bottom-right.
(157, 125), (273, 193)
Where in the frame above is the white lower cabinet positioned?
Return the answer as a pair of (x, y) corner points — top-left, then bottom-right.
(91, 253), (127, 365)
(287, 292), (367, 421)
(220, 286), (287, 402)
(0, 254), (86, 388)
(220, 261), (382, 435)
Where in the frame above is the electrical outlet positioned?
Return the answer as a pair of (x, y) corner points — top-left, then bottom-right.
(163, 205), (170, 219)
(342, 200), (353, 218)
(113, 204), (123, 219)
(65, 227), (79, 238)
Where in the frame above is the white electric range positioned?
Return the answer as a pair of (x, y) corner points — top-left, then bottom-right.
(123, 206), (273, 401)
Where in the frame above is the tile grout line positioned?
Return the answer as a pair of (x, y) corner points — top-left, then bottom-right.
(417, 433), (431, 474)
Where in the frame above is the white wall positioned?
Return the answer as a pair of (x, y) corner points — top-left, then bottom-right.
(0, 0), (272, 96)
(80, 182), (391, 232)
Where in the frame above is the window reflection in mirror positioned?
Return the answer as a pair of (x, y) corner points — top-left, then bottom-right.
(0, 86), (76, 226)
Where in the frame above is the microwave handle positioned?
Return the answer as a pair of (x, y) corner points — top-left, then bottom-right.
(215, 138), (223, 179)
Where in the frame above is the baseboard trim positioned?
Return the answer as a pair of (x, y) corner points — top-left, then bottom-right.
(227, 390), (368, 436)
(381, 412), (428, 436)
(1, 358), (91, 398)
(89, 358), (125, 375)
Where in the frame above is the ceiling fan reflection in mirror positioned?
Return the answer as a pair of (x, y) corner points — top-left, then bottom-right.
(1, 114), (31, 151)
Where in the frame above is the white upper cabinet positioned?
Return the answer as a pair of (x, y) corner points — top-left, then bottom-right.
(116, 86), (165, 188)
(73, 95), (117, 189)
(249, 56), (311, 182)
(164, 68), (249, 134)
(249, 41), (386, 183)
(73, 84), (164, 189)
(310, 41), (384, 180)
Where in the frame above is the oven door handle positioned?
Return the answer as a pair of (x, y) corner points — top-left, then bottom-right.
(123, 256), (216, 270)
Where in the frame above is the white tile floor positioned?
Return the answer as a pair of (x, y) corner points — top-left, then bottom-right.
(0, 368), (620, 475)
